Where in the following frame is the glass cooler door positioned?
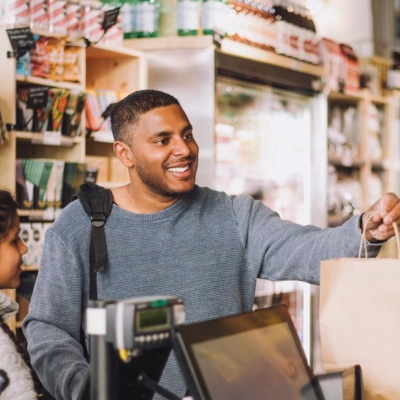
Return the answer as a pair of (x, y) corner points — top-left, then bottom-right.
(214, 76), (323, 362)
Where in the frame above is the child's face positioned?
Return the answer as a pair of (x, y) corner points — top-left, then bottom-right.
(0, 214), (28, 289)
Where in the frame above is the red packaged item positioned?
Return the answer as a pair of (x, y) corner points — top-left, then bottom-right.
(30, 0), (49, 31)
(3, 0), (30, 27)
(30, 36), (50, 79)
(80, 1), (104, 44)
(319, 37), (345, 92)
(48, 0), (67, 35)
(340, 43), (360, 92)
(66, 0), (82, 38)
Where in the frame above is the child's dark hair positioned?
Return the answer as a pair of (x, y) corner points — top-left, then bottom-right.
(0, 189), (43, 397)
(0, 189), (18, 241)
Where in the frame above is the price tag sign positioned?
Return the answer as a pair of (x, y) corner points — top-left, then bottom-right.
(102, 7), (120, 31)
(43, 131), (62, 146)
(27, 87), (49, 109)
(6, 27), (35, 57)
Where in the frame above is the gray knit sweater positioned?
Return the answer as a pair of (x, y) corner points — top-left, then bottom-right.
(23, 186), (379, 400)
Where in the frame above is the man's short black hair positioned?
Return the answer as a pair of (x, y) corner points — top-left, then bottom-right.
(111, 89), (181, 143)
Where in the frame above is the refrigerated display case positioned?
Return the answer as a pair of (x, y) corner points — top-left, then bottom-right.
(214, 74), (327, 362)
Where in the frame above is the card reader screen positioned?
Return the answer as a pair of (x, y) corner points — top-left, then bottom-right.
(136, 307), (170, 332)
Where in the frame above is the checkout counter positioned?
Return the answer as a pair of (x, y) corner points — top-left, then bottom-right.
(77, 296), (363, 400)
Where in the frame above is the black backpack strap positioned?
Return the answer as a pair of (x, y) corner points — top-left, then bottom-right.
(73, 182), (113, 300)
(72, 183), (113, 362)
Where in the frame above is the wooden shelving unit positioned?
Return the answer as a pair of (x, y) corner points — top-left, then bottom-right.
(0, 27), (147, 331)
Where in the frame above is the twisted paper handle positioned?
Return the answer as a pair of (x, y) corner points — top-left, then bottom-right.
(358, 211), (400, 259)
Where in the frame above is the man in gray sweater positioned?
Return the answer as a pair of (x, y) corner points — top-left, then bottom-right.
(23, 89), (400, 400)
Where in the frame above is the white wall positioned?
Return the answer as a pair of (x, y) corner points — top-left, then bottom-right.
(312, 0), (375, 56)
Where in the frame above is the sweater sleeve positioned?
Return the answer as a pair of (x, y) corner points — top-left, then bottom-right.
(231, 194), (381, 284)
(23, 228), (88, 400)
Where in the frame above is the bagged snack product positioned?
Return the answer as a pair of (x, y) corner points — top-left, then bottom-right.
(46, 37), (67, 81)
(63, 45), (82, 82)
(30, 35), (51, 79)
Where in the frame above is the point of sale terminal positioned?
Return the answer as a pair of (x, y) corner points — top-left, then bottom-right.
(77, 296), (363, 400)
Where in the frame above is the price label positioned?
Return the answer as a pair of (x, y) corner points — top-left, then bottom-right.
(6, 27), (35, 55)
(102, 7), (121, 31)
(43, 131), (62, 146)
(27, 87), (49, 109)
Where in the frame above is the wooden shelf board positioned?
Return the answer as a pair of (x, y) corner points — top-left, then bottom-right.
(123, 35), (213, 51)
(14, 131), (83, 146)
(16, 75), (83, 91)
(87, 43), (144, 59)
(219, 39), (325, 78)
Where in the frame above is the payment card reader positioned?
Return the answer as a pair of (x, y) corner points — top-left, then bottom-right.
(80, 296), (185, 400)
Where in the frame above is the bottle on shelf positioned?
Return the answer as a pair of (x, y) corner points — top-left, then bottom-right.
(136, 0), (160, 38)
(177, 0), (201, 36)
(121, 0), (139, 38)
(202, 0), (221, 36)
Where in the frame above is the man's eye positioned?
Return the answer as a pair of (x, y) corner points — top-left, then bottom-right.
(184, 133), (194, 140)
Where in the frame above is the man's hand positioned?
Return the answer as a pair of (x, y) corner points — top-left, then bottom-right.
(362, 192), (400, 242)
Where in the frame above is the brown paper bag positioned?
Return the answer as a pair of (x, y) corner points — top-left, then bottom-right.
(319, 216), (400, 400)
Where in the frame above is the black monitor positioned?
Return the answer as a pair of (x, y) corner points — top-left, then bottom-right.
(173, 305), (326, 400)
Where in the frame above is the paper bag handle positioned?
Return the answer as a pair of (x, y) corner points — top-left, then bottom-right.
(358, 211), (400, 259)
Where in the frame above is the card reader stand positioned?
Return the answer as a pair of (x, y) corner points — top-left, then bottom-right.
(77, 297), (185, 400)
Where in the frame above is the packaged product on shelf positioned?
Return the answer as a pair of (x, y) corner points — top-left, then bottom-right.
(16, 50), (31, 76)
(177, 0), (200, 36)
(80, 0), (105, 44)
(47, 37), (67, 81)
(136, 0), (160, 38)
(17, 86), (55, 133)
(22, 158), (54, 210)
(319, 37), (345, 92)
(65, 0), (82, 38)
(63, 45), (82, 82)
(1, 0), (30, 27)
(202, 0), (229, 38)
(19, 223), (34, 265)
(47, 88), (70, 132)
(30, 35), (51, 79)
(97, 89), (118, 133)
(61, 90), (87, 137)
(48, 0), (68, 35)
(339, 43), (360, 92)
(61, 162), (86, 207)
(31, 223), (44, 263)
(30, 0), (49, 31)
(16, 88), (34, 131)
(45, 159), (65, 208)
(85, 89), (105, 132)
(16, 159), (33, 209)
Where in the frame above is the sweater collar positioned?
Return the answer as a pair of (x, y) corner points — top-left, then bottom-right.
(0, 291), (19, 321)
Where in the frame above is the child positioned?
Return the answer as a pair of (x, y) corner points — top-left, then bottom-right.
(0, 189), (42, 399)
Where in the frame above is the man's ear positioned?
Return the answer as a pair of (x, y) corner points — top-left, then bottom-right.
(114, 141), (135, 167)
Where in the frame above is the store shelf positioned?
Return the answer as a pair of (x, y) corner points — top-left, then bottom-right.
(14, 131), (83, 146)
(219, 39), (325, 78)
(124, 35), (213, 51)
(16, 75), (83, 91)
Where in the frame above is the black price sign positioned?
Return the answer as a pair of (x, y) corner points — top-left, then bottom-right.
(102, 7), (120, 31)
(6, 27), (35, 58)
(27, 87), (49, 109)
